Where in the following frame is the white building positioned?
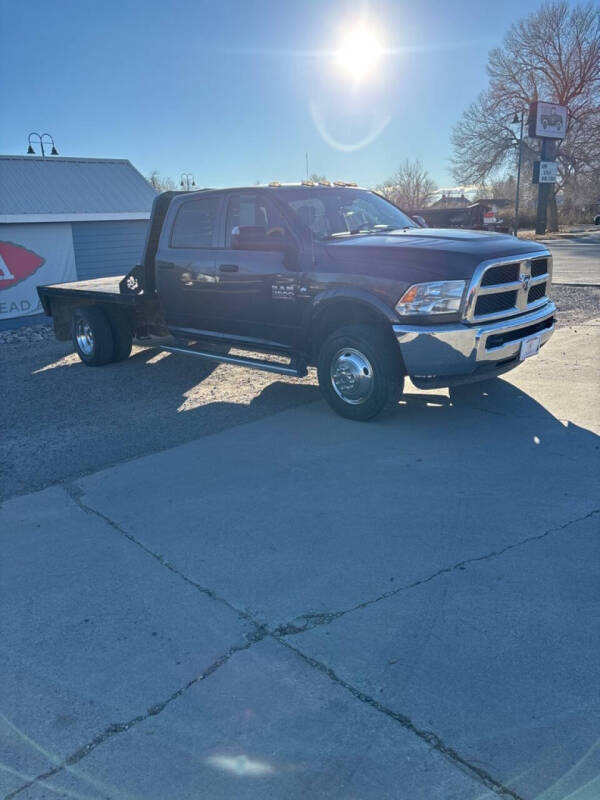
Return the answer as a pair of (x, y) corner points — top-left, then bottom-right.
(0, 155), (156, 329)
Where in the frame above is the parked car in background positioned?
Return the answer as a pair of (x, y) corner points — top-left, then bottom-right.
(409, 201), (509, 233)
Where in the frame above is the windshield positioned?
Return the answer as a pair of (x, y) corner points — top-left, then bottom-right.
(274, 187), (417, 241)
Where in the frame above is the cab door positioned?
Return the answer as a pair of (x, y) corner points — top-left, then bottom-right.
(211, 191), (303, 344)
(155, 193), (223, 331)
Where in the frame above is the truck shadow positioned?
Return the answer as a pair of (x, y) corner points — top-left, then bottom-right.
(5, 340), (598, 500)
(3, 342), (319, 498)
(391, 376), (599, 463)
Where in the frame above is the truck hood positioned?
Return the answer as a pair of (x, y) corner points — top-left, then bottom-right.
(323, 228), (549, 283)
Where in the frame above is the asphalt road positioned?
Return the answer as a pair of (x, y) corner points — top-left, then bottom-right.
(544, 233), (600, 285)
(1, 304), (599, 798)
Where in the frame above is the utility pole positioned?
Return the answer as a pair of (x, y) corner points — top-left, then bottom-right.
(529, 101), (565, 236)
(535, 138), (557, 235)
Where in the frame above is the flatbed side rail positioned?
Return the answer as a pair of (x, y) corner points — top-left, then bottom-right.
(37, 281), (138, 341)
(38, 283), (137, 307)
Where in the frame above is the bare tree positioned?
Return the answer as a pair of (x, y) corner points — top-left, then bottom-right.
(146, 170), (176, 192)
(452, 2), (600, 230)
(375, 159), (437, 209)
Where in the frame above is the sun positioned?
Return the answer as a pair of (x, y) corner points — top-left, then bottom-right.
(335, 25), (384, 84)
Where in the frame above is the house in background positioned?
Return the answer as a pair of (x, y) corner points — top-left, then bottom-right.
(0, 155), (157, 330)
(429, 193), (471, 209)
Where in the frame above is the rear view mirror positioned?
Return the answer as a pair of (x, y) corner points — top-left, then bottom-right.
(412, 215), (427, 228)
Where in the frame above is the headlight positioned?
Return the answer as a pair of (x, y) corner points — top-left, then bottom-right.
(395, 280), (466, 315)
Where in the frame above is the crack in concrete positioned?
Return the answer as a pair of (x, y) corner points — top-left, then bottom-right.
(272, 508), (600, 638)
(63, 481), (263, 632)
(5, 633), (267, 799)
(10, 491), (596, 799)
(277, 637), (525, 800)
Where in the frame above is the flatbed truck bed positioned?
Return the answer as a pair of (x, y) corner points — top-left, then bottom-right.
(38, 276), (135, 312)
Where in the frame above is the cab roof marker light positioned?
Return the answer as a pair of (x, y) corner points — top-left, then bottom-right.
(318, 180), (332, 186)
(333, 181), (346, 186)
(268, 181), (282, 187)
(302, 180), (316, 187)
(346, 182), (358, 187)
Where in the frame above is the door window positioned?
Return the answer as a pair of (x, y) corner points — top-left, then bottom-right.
(171, 197), (219, 248)
(225, 194), (288, 248)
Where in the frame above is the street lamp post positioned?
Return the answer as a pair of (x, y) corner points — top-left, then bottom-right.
(27, 132), (59, 158)
(179, 173), (196, 191)
(512, 111), (524, 237)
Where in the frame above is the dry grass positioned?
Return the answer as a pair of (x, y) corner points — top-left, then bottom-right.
(517, 226), (598, 241)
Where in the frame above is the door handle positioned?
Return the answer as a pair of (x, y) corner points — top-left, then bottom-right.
(219, 263), (239, 272)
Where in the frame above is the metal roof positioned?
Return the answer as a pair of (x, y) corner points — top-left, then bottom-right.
(0, 155), (157, 221)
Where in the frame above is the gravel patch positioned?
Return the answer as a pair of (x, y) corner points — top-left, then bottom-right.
(0, 322), (54, 344)
(551, 285), (600, 328)
(0, 338), (319, 500)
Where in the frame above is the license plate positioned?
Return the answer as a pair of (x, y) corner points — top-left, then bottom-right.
(520, 334), (541, 360)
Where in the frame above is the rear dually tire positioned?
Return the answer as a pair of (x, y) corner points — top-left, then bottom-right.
(106, 309), (133, 362)
(71, 306), (115, 366)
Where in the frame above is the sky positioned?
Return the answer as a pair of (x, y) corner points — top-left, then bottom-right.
(2, 0), (548, 192)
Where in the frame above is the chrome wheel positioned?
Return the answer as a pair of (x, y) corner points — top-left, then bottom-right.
(330, 347), (374, 405)
(75, 319), (95, 355)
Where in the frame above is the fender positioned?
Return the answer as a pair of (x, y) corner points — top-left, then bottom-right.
(302, 286), (400, 339)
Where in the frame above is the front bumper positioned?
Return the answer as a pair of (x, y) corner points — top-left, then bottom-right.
(393, 301), (556, 389)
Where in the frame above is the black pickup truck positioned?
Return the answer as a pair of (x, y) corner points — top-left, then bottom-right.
(38, 183), (555, 421)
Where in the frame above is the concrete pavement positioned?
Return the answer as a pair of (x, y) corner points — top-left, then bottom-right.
(1, 320), (599, 799)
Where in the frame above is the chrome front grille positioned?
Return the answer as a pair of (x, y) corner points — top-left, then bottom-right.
(464, 253), (552, 323)
(528, 282), (546, 304)
(474, 291), (518, 317)
(531, 258), (549, 277)
(480, 263), (520, 286)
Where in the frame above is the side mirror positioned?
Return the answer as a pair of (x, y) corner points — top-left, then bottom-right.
(412, 215), (427, 228)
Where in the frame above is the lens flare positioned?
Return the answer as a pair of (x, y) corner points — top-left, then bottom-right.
(334, 25), (384, 84)
(309, 101), (391, 152)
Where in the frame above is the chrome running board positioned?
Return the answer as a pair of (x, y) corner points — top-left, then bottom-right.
(160, 344), (307, 378)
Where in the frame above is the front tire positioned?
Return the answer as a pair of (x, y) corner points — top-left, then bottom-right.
(317, 324), (404, 421)
(72, 306), (114, 366)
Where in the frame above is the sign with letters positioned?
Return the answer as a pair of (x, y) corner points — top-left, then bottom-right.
(0, 223), (76, 320)
(533, 161), (558, 184)
(528, 101), (567, 139)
